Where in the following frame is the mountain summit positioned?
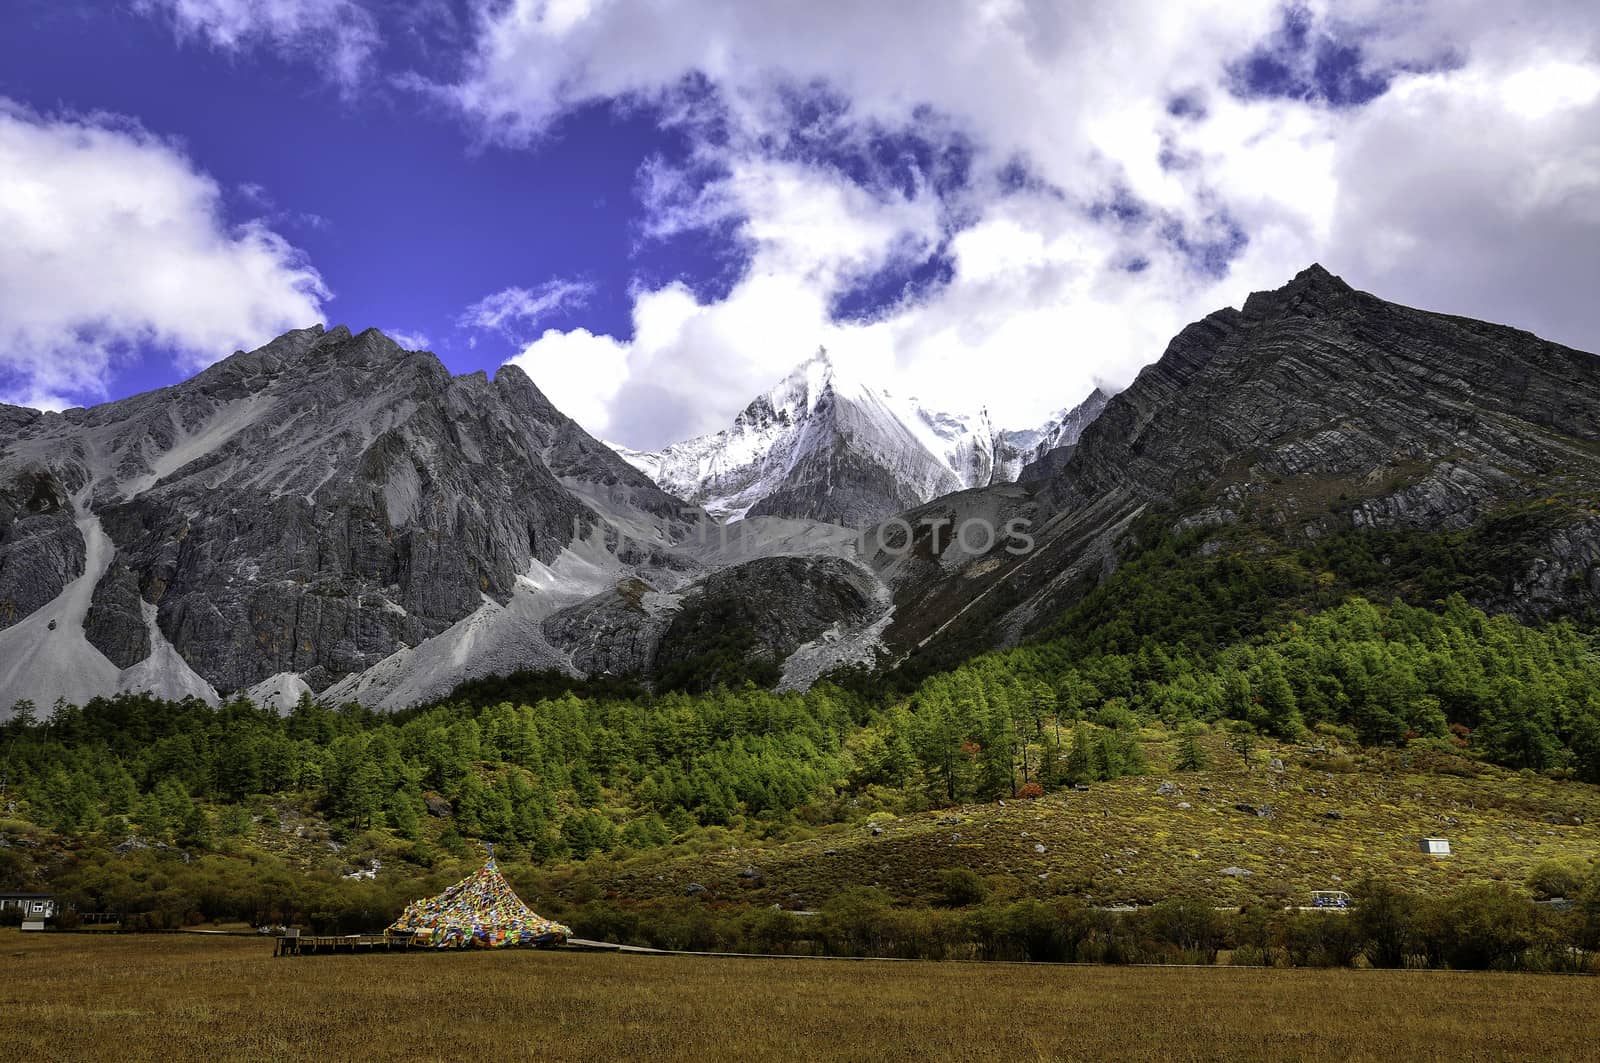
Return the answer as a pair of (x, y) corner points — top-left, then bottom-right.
(869, 264), (1600, 667)
(613, 349), (1107, 525)
(6, 265), (1593, 714)
(0, 326), (901, 712)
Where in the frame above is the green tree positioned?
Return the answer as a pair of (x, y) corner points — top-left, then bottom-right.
(1227, 725), (1256, 770)
(935, 868), (987, 907)
(1066, 721), (1096, 783)
(1353, 878), (1419, 968)
(1174, 725), (1208, 772)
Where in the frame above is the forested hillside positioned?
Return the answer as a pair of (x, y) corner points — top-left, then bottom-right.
(6, 510), (1600, 934)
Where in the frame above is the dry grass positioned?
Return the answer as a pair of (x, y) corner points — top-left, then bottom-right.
(2, 931), (1597, 1062)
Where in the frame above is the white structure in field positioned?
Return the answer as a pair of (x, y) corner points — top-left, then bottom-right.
(1419, 837), (1452, 856)
(1, 892), (57, 930)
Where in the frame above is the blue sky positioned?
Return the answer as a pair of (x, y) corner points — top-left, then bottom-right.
(2, 1), (1597, 447)
(2, 0), (720, 401)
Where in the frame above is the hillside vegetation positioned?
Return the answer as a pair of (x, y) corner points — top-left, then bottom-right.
(4, 517), (1600, 965)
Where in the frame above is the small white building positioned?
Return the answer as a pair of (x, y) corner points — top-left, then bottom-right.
(1419, 837), (1452, 856)
(1, 892), (57, 930)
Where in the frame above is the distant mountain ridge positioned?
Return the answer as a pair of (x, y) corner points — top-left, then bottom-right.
(611, 349), (1108, 525)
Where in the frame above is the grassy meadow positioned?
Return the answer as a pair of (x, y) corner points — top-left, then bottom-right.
(2, 930), (1598, 1062)
(597, 743), (1600, 911)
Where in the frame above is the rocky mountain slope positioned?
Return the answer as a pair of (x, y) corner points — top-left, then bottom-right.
(868, 265), (1600, 668)
(7, 264), (1593, 713)
(612, 349), (1106, 525)
(0, 328), (886, 712)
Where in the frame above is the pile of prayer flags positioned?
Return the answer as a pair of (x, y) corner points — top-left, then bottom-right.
(388, 856), (571, 948)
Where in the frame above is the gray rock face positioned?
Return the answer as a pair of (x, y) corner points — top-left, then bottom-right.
(0, 326), (687, 699)
(83, 561), (150, 668)
(493, 365), (691, 524)
(1003, 389), (1109, 482)
(544, 554), (882, 686)
(869, 264), (1600, 661)
(1015, 443), (1075, 484)
(541, 577), (681, 678)
(1348, 462), (1516, 532)
(0, 324), (896, 712)
(0, 471), (84, 630)
(83, 328), (596, 692)
(1051, 265), (1600, 513)
(653, 555), (880, 684)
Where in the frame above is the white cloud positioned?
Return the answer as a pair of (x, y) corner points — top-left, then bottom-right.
(459, 279), (595, 340)
(0, 101), (329, 410)
(1499, 59), (1600, 120)
(136, 0), (382, 89)
(385, 329), (431, 350)
(442, 1), (1600, 447)
(1321, 61), (1600, 350)
(506, 327), (631, 434)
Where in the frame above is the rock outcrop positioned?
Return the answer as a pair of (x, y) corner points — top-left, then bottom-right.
(870, 265), (1600, 662)
(0, 326), (893, 713)
(542, 554), (886, 684)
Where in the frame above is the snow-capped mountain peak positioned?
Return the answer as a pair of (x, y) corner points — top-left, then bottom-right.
(613, 353), (1107, 525)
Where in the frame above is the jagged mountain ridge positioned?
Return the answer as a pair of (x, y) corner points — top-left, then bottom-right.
(612, 349), (1107, 525)
(7, 264), (1593, 714)
(0, 327), (890, 712)
(866, 264), (1600, 667)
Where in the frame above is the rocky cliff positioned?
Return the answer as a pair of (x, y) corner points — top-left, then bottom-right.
(8, 265), (1593, 712)
(0, 327), (886, 711)
(869, 265), (1600, 664)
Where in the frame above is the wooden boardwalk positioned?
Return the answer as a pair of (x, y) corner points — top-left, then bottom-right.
(274, 932), (416, 956)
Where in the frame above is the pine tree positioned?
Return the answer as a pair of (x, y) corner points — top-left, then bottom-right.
(1175, 726), (1208, 772)
(6, 699), (37, 732)
(1066, 721), (1096, 783)
(980, 698), (1017, 798)
(344, 749), (385, 828)
(1252, 653), (1305, 737)
(1228, 725), (1256, 770)
(387, 787), (421, 840)
(178, 803), (210, 848)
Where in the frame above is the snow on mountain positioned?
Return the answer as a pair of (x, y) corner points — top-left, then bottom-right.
(611, 349), (1107, 525)
(0, 327), (892, 715)
(995, 388), (1112, 483)
(0, 329), (1099, 714)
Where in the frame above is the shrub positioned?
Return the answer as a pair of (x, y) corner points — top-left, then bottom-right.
(936, 868), (987, 908)
(1095, 703), (1138, 731)
(1422, 883), (1536, 970)
(1143, 899), (1223, 960)
(1277, 912), (1359, 968)
(1353, 877), (1420, 968)
(1526, 857), (1590, 900)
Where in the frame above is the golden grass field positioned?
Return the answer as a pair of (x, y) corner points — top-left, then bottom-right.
(2, 930), (1597, 1062)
